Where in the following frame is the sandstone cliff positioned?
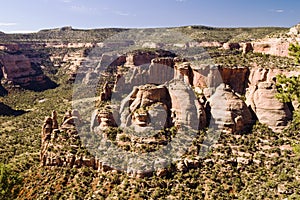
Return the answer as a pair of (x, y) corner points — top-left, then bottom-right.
(222, 24), (300, 57)
(36, 33), (300, 180)
(0, 52), (57, 91)
(101, 50), (299, 132)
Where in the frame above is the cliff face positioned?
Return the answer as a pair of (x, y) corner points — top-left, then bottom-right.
(0, 67), (7, 96)
(222, 24), (300, 57)
(0, 50), (57, 91)
(34, 36), (300, 179)
(194, 65), (299, 132)
(252, 38), (291, 57)
(1, 40), (296, 132)
(39, 50), (299, 178)
(112, 51), (300, 133)
(245, 68), (300, 132)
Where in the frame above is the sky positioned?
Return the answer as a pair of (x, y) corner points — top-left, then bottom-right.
(0, 0), (300, 33)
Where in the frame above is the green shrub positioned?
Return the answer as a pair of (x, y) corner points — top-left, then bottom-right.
(288, 42), (300, 64)
(0, 163), (22, 200)
(275, 74), (300, 104)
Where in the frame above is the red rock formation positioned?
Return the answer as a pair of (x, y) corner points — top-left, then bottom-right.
(208, 84), (253, 133)
(174, 62), (194, 86)
(218, 66), (250, 94)
(125, 51), (158, 67)
(0, 53), (57, 90)
(252, 82), (292, 132)
(191, 65), (249, 95)
(252, 38), (290, 57)
(245, 68), (300, 132)
(250, 24), (300, 57)
(241, 42), (253, 54)
(125, 50), (175, 67)
(114, 55), (175, 94)
(223, 42), (241, 50)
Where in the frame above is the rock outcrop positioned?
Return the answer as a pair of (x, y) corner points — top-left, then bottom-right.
(40, 110), (96, 168)
(125, 50), (176, 67)
(119, 84), (172, 132)
(190, 65), (249, 95)
(252, 38), (291, 57)
(0, 68), (7, 96)
(218, 66), (250, 94)
(208, 84), (253, 133)
(40, 46), (300, 178)
(168, 79), (205, 130)
(245, 68), (300, 132)
(223, 42), (240, 50)
(107, 50), (298, 132)
(114, 55), (176, 95)
(0, 53), (57, 91)
(248, 82), (292, 132)
(230, 24), (300, 57)
(287, 23), (300, 36)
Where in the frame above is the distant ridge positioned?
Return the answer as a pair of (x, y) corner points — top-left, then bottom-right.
(0, 25), (288, 43)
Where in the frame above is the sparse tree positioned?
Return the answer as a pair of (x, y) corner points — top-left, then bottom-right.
(275, 74), (300, 105)
(288, 42), (300, 64)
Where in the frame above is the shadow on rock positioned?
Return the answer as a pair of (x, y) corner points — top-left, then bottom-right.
(0, 85), (8, 96)
(21, 76), (58, 92)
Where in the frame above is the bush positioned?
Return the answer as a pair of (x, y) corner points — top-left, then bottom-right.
(275, 74), (300, 104)
(0, 163), (22, 200)
(288, 42), (300, 64)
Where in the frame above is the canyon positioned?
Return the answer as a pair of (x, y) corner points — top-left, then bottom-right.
(1, 24), (300, 198)
(40, 46), (299, 177)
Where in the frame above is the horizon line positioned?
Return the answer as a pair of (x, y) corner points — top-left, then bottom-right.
(1, 24), (293, 34)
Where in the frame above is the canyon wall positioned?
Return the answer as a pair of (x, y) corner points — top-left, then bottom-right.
(0, 47), (57, 91)
(113, 51), (300, 133)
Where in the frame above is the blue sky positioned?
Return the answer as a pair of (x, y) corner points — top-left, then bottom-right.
(0, 0), (299, 33)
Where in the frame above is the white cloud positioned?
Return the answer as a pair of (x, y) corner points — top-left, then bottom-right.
(114, 11), (130, 16)
(4, 30), (37, 34)
(176, 0), (187, 2)
(62, 0), (73, 3)
(70, 5), (96, 13)
(269, 9), (284, 13)
(275, 9), (284, 13)
(111, 9), (136, 17)
(0, 22), (17, 26)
